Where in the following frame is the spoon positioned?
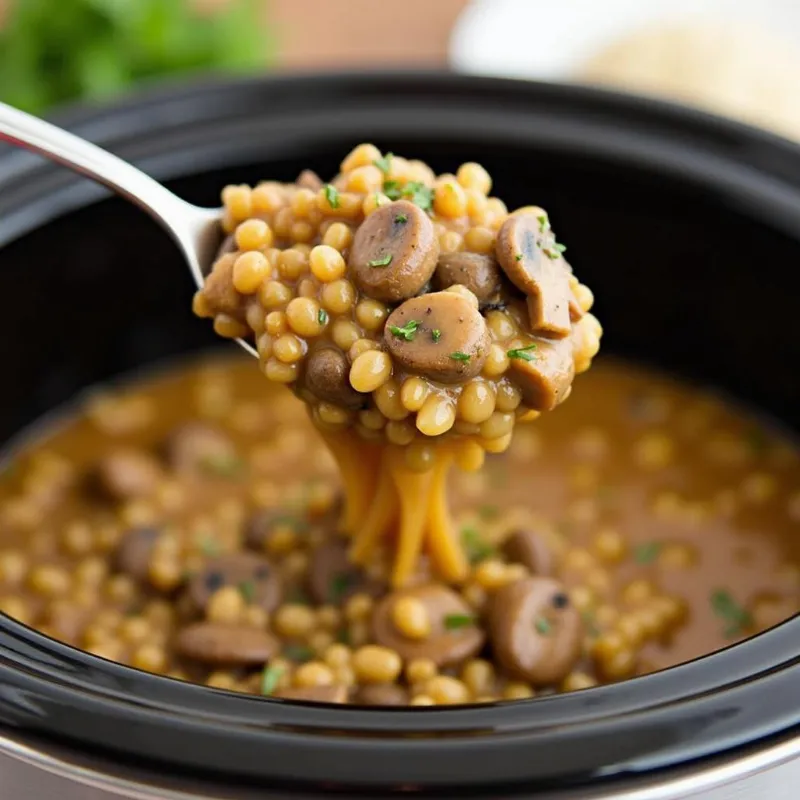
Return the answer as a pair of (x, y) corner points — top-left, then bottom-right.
(0, 100), (256, 357)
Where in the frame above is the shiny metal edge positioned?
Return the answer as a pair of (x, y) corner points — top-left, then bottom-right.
(2, 728), (800, 800)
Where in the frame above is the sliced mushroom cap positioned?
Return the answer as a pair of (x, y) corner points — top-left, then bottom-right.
(296, 169), (324, 191)
(384, 292), (490, 384)
(114, 527), (160, 581)
(201, 253), (248, 322)
(165, 423), (241, 477)
(488, 577), (582, 686)
(503, 529), (553, 576)
(509, 336), (574, 411)
(187, 553), (283, 613)
(349, 200), (439, 302)
(245, 510), (313, 553)
(176, 622), (280, 666)
(95, 449), (163, 501)
(496, 213), (571, 339)
(372, 584), (485, 667)
(274, 684), (348, 703)
(307, 539), (383, 604)
(433, 252), (503, 305)
(302, 346), (365, 410)
(352, 683), (409, 706)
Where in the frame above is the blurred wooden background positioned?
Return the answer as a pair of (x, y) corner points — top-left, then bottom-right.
(271, 0), (468, 68)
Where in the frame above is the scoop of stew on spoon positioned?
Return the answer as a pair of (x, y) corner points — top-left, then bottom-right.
(0, 100), (250, 352)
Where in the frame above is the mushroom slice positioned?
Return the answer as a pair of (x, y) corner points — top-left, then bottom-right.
(307, 539), (383, 604)
(274, 685), (348, 703)
(503, 529), (554, 576)
(488, 577), (582, 686)
(384, 292), (490, 384)
(433, 252), (502, 305)
(187, 553), (283, 613)
(496, 213), (571, 338)
(508, 336), (574, 411)
(201, 253), (248, 322)
(302, 346), (365, 409)
(349, 200), (439, 302)
(176, 622), (279, 666)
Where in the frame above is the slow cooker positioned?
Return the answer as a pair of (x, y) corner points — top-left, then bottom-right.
(0, 72), (798, 800)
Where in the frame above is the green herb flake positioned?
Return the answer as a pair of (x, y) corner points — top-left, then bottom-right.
(634, 541), (662, 565)
(239, 579), (256, 603)
(461, 526), (496, 564)
(514, 253), (524, 261)
(555, 242), (567, 254)
(260, 663), (284, 696)
(543, 248), (560, 260)
(200, 454), (244, 478)
(403, 181), (434, 212)
(431, 329), (442, 343)
(324, 184), (340, 209)
(394, 213), (408, 224)
(383, 180), (402, 200)
(450, 351), (471, 363)
(507, 344), (538, 362)
(534, 617), (552, 635)
(329, 572), (353, 603)
(318, 308), (329, 325)
(283, 644), (314, 662)
(368, 253), (393, 268)
(537, 214), (550, 233)
(444, 613), (476, 630)
(200, 536), (221, 557)
(336, 628), (352, 645)
(373, 152), (393, 174)
(711, 589), (753, 638)
(389, 319), (421, 341)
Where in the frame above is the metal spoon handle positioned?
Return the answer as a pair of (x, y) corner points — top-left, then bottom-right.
(0, 100), (218, 287)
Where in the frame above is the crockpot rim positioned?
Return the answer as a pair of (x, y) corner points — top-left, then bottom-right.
(1, 70), (800, 792)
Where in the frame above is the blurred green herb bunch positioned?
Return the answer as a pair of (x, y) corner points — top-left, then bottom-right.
(0, 0), (270, 113)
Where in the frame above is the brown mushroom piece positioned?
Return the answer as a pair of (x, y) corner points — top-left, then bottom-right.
(114, 527), (160, 582)
(433, 252), (503, 305)
(384, 292), (490, 384)
(307, 539), (383, 604)
(372, 584), (485, 667)
(95, 449), (163, 501)
(165, 422), (241, 477)
(176, 622), (279, 666)
(216, 233), (237, 260)
(496, 213), (571, 339)
(296, 169), (324, 191)
(352, 683), (409, 706)
(245, 510), (311, 553)
(348, 200), (439, 302)
(503, 529), (554, 576)
(509, 335), (575, 411)
(302, 347), (365, 410)
(187, 553), (283, 613)
(201, 253), (248, 323)
(488, 577), (582, 686)
(274, 685), (348, 703)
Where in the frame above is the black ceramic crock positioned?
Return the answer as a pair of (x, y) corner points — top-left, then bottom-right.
(0, 72), (799, 800)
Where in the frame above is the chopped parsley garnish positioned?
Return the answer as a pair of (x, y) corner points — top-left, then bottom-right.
(543, 247), (560, 260)
(555, 242), (567, 254)
(336, 628), (352, 645)
(444, 613), (476, 630)
(323, 183), (340, 209)
(318, 308), (329, 325)
(394, 213), (408, 224)
(478, 504), (500, 521)
(389, 319), (421, 341)
(431, 329), (442, 343)
(200, 536), (220, 557)
(383, 180), (433, 212)
(368, 253), (393, 268)
(534, 617), (552, 635)
(238, 579), (256, 603)
(260, 664), (283, 696)
(329, 572), (353, 603)
(461, 526), (496, 563)
(283, 644), (314, 662)
(514, 253), (523, 261)
(711, 589), (753, 638)
(200, 454), (243, 478)
(537, 213), (549, 233)
(373, 152), (393, 174)
(507, 344), (538, 362)
(634, 541), (662, 565)
(450, 351), (470, 362)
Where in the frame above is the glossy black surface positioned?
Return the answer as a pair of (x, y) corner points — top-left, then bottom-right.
(0, 72), (800, 796)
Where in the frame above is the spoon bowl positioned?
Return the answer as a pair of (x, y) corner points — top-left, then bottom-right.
(0, 100), (257, 357)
